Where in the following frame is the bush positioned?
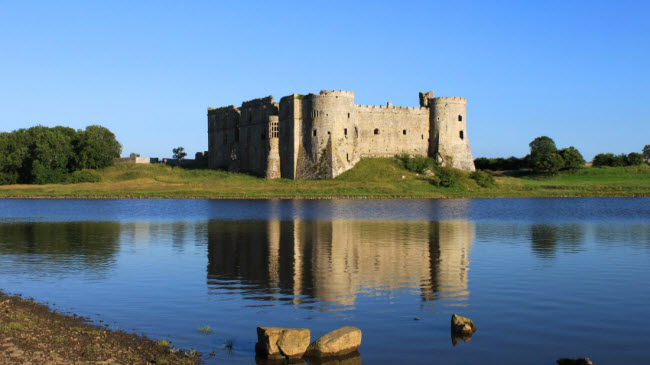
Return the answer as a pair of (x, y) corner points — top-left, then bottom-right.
(558, 146), (585, 170)
(66, 169), (102, 183)
(473, 156), (527, 171)
(432, 167), (461, 187)
(470, 170), (495, 187)
(398, 154), (429, 174)
(593, 153), (614, 167)
(626, 153), (644, 166)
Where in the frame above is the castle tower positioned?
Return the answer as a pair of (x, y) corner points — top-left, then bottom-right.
(266, 115), (281, 179)
(429, 97), (475, 171)
(305, 91), (358, 178)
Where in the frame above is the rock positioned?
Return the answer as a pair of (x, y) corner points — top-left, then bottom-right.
(557, 357), (595, 365)
(255, 327), (310, 360)
(305, 326), (362, 358)
(451, 314), (477, 335)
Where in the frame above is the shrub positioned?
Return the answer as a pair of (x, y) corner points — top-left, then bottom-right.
(66, 169), (101, 183)
(558, 146), (585, 170)
(593, 153), (614, 167)
(433, 167), (461, 187)
(470, 170), (495, 187)
(626, 152), (644, 166)
(398, 154), (429, 173)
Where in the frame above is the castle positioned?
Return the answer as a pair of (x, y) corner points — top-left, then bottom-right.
(207, 90), (474, 179)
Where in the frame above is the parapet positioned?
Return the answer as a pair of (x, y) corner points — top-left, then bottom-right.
(318, 90), (355, 98)
(208, 105), (239, 114)
(241, 95), (275, 108)
(432, 97), (466, 104)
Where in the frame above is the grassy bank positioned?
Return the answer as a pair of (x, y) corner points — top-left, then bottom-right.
(0, 291), (200, 364)
(0, 158), (648, 199)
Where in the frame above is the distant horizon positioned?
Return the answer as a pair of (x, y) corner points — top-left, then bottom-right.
(1, 1), (648, 161)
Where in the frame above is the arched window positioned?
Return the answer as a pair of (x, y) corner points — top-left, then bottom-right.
(344, 128), (348, 136)
(458, 115), (463, 122)
(403, 130), (407, 135)
(374, 128), (380, 135)
(460, 130), (464, 140)
(313, 129), (317, 137)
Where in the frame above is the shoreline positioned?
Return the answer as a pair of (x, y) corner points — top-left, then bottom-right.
(0, 193), (647, 200)
(0, 291), (201, 364)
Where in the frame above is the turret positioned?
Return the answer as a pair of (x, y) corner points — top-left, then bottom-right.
(429, 97), (475, 171)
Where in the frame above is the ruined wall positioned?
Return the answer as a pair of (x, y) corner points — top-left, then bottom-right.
(207, 105), (240, 169)
(430, 97), (475, 171)
(355, 104), (429, 158)
(208, 96), (279, 177)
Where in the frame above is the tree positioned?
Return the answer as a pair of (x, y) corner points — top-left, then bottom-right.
(536, 152), (565, 174)
(75, 125), (122, 169)
(0, 130), (29, 184)
(558, 147), (585, 170)
(626, 152), (644, 166)
(643, 145), (650, 160)
(172, 147), (187, 160)
(610, 153), (628, 167)
(593, 153), (614, 167)
(529, 136), (559, 173)
(26, 126), (75, 184)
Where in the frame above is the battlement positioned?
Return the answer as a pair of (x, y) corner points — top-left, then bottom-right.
(208, 105), (239, 114)
(432, 97), (466, 104)
(241, 95), (275, 108)
(355, 104), (426, 112)
(318, 90), (355, 97)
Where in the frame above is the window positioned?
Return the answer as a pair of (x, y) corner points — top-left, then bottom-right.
(346, 153), (349, 162)
(374, 128), (380, 135)
(313, 129), (317, 137)
(347, 113), (350, 118)
(403, 130), (407, 135)
(458, 115), (463, 122)
(270, 121), (279, 138)
(460, 130), (464, 140)
(421, 134), (424, 140)
(344, 128), (348, 136)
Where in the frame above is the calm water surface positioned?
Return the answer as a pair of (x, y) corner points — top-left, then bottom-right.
(0, 198), (649, 364)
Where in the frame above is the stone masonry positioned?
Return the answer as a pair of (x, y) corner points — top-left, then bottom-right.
(207, 90), (475, 179)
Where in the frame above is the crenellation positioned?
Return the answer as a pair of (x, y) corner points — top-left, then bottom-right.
(208, 89), (474, 179)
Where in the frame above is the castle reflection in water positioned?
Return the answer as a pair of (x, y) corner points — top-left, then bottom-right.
(207, 220), (473, 308)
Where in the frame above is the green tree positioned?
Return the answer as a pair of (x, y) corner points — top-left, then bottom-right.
(0, 130), (30, 184)
(643, 145), (650, 160)
(172, 146), (187, 160)
(626, 152), (644, 166)
(610, 153), (628, 167)
(26, 126), (75, 184)
(558, 146), (585, 170)
(593, 153), (614, 167)
(535, 152), (565, 174)
(529, 136), (560, 174)
(76, 125), (122, 169)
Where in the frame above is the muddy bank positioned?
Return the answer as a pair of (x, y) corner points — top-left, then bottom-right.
(0, 291), (200, 364)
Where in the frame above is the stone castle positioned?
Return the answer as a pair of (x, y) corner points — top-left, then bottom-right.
(207, 90), (474, 179)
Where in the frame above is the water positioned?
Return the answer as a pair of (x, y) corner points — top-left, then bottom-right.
(0, 198), (649, 364)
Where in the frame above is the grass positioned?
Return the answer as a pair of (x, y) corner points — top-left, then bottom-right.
(0, 158), (648, 199)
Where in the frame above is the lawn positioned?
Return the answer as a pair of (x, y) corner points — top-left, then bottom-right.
(0, 158), (648, 199)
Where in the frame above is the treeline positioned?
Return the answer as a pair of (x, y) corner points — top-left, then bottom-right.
(475, 137), (648, 174)
(0, 125), (121, 184)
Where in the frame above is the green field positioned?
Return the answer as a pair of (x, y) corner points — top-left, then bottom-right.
(0, 158), (648, 199)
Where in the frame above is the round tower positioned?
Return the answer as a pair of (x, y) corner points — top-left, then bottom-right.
(430, 97), (475, 171)
(307, 91), (357, 177)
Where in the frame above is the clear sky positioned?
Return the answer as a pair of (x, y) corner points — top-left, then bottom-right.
(1, 0), (648, 160)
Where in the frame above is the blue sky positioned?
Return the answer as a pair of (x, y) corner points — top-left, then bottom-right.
(1, 0), (648, 160)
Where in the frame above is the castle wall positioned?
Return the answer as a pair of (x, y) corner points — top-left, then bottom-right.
(355, 105), (429, 158)
(208, 90), (476, 179)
